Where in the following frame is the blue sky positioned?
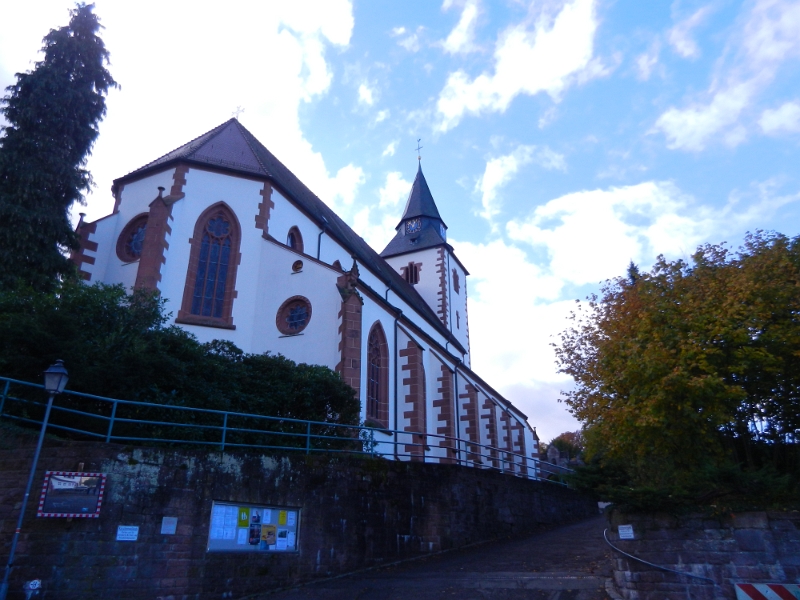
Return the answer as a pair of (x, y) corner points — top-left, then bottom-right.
(2, 0), (800, 441)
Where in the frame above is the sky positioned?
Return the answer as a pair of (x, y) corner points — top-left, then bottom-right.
(2, 0), (800, 442)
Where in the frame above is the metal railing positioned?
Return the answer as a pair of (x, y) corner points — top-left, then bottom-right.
(0, 376), (572, 483)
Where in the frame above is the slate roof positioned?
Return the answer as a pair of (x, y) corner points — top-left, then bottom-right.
(399, 164), (444, 224)
(380, 220), (448, 258)
(380, 164), (452, 259)
(115, 119), (465, 354)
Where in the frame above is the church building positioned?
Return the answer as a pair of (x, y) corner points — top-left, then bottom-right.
(71, 119), (540, 474)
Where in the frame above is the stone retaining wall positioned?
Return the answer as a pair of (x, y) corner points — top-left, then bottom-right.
(0, 426), (596, 600)
(607, 509), (800, 599)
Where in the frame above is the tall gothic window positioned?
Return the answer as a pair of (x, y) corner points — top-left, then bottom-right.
(366, 322), (388, 426)
(177, 203), (241, 329)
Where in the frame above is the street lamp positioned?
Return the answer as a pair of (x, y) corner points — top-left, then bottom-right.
(0, 360), (69, 600)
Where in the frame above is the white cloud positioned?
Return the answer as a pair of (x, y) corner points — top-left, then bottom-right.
(330, 164), (365, 206)
(382, 141), (397, 157)
(538, 107), (558, 128)
(436, 0), (600, 132)
(667, 6), (712, 59)
(352, 206), (399, 251)
(506, 181), (714, 285)
(452, 237), (576, 436)
(759, 100), (800, 134)
(506, 179), (800, 286)
(358, 83), (375, 106)
(379, 171), (412, 208)
(654, 0), (800, 151)
(442, 0), (480, 55)
(635, 40), (660, 81)
(654, 80), (757, 151)
(375, 109), (390, 124)
(0, 0), (359, 221)
(477, 145), (566, 222)
(392, 25), (424, 52)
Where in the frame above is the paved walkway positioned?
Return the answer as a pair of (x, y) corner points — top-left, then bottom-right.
(259, 516), (615, 600)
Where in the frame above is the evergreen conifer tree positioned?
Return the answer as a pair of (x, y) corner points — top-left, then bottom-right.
(0, 3), (116, 290)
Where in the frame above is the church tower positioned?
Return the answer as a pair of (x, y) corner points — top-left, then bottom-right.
(381, 164), (471, 364)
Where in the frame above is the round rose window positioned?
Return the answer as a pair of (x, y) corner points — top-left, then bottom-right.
(116, 214), (148, 262)
(276, 296), (312, 335)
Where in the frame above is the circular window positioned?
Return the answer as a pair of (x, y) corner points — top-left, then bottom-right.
(276, 296), (312, 335)
(116, 214), (148, 262)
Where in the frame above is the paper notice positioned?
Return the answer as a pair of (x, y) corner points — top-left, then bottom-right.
(261, 525), (276, 545)
(237, 507), (250, 528)
(210, 526), (224, 540)
(237, 527), (248, 544)
(276, 529), (288, 550)
(287, 511), (296, 526)
(278, 510), (287, 525)
(287, 531), (296, 549)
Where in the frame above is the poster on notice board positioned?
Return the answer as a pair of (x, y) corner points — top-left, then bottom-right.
(207, 501), (299, 553)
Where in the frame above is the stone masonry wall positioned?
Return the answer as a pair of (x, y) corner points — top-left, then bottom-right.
(0, 426), (596, 600)
(608, 509), (800, 600)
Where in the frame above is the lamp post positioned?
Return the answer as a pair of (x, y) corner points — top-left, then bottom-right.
(0, 360), (68, 600)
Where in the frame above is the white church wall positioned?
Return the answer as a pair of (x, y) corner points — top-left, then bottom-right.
(424, 350), (449, 463)
(318, 232), (353, 271)
(92, 171), (172, 289)
(268, 187), (320, 256)
(251, 240), (342, 369)
(383, 248), (440, 319)
(156, 169), (264, 351)
(83, 213), (119, 284)
(447, 256), (471, 364)
(117, 171), (174, 224)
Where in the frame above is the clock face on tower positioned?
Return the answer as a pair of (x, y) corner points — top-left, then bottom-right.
(405, 218), (422, 234)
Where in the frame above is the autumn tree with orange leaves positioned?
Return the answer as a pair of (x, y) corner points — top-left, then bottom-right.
(555, 231), (800, 506)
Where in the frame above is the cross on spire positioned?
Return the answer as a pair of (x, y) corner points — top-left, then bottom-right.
(416, 138), (423, 163)
(232, 106), (245, 120)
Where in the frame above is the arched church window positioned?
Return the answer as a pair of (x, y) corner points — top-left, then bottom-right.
(402, 261), (420, 285)
(366, 322), (389, 426)
(177, 203), (241, 329)
(116, 214), (148, 262)
(287, 226), (304, 253)
(276, 296), (312, 335)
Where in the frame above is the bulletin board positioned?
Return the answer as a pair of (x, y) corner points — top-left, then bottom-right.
(206, 501), (300, 553)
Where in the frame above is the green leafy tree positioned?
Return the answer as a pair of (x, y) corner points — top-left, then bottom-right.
(548, 430), (585, 460)
(555, 231), (800, 507)
(0, 283), (360, 445)
(0, 3), (116, 290)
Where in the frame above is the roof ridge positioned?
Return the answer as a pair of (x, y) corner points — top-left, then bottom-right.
(232, 120), (269, 176)
(135, 119), (235, 173)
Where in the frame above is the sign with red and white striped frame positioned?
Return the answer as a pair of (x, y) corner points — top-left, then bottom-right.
(735, 583), (800, 600)
(37, 471), (106, 518)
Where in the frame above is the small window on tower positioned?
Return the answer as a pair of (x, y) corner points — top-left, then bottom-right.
(402, 262), (420, 285)
(452, 268), (460, 294)
(456, 311), (460, 329)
